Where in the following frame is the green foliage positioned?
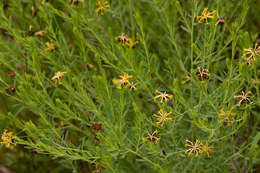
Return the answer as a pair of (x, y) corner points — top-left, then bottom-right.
(0, 0), (259, 172)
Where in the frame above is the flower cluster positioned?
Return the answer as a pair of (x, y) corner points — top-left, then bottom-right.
(218, 108), (236, 126)
(0, 130), (17, 149)
(197, 8), (216, 24)
(95, 0), (110, 15)
(112, 73), (137, 91)
(185, 139), (214, 157)
(52, 72), (67, 85)
(242, 43), (260, 66)
(115, 33), (139, 48)
(143, 89), (174, 142)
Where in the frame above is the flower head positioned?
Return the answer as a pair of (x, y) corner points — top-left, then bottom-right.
(125, 37), (139, 49)
(45, 42), (55, 51)
(115, 33), (129, 45)
(153, 109), (172, 127)
(95, 0), (110, 15)
(201, 141), (215, 157)
(52, 72), (67, 85)
(185, 139), (203, 156)
(196, 67), (209, 80)
(243, 43), (260, 66)
(145, 130), (160, 144)
(153, 90), (173, 103)
(0, 130), (17, 149)
(115, 33), (139, 48)
(234, 91), (253, 106)
(197, 8), (216, 24)
(218, 108), (236, 126)
(112, 73), (135, 90)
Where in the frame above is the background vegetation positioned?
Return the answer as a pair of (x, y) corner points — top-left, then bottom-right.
(0, 0), (259, 172)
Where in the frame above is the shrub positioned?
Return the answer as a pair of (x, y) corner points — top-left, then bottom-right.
(0, 0), (259, 172)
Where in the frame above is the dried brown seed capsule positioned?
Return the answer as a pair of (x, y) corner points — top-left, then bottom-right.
(10, 86), (16, 92)
(93, 134), (99, 142)
(92, 123), (102, 131)
(71, 0), (79, 5)
(6, 86), (16, 95)
(3, 0), (8, 10)
(138, 93), (143, 98)
(28, 30), (36, 36)
(8, 70), (15, 77)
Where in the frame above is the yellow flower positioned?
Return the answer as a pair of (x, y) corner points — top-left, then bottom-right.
(52, 72), (67, 85)
(45, 42), (55, 51)
(112, 73), (133, 89)
(185, 139), (203, 156)
(126, 37), (139, 49)
(115, 33), (139, 48)
(197, 8), (216, 24)
(95, 0), (110, 15)
(153, 90), (173, 103)
(0, 130), (17, 149)
(115, 33), (129, 45)
(153, 109), (172, 127)
(201, 141), (214, 157)
(243, 43), (260, 66)
(234, 91), (253, 106)
(218, 108), (236, 126)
